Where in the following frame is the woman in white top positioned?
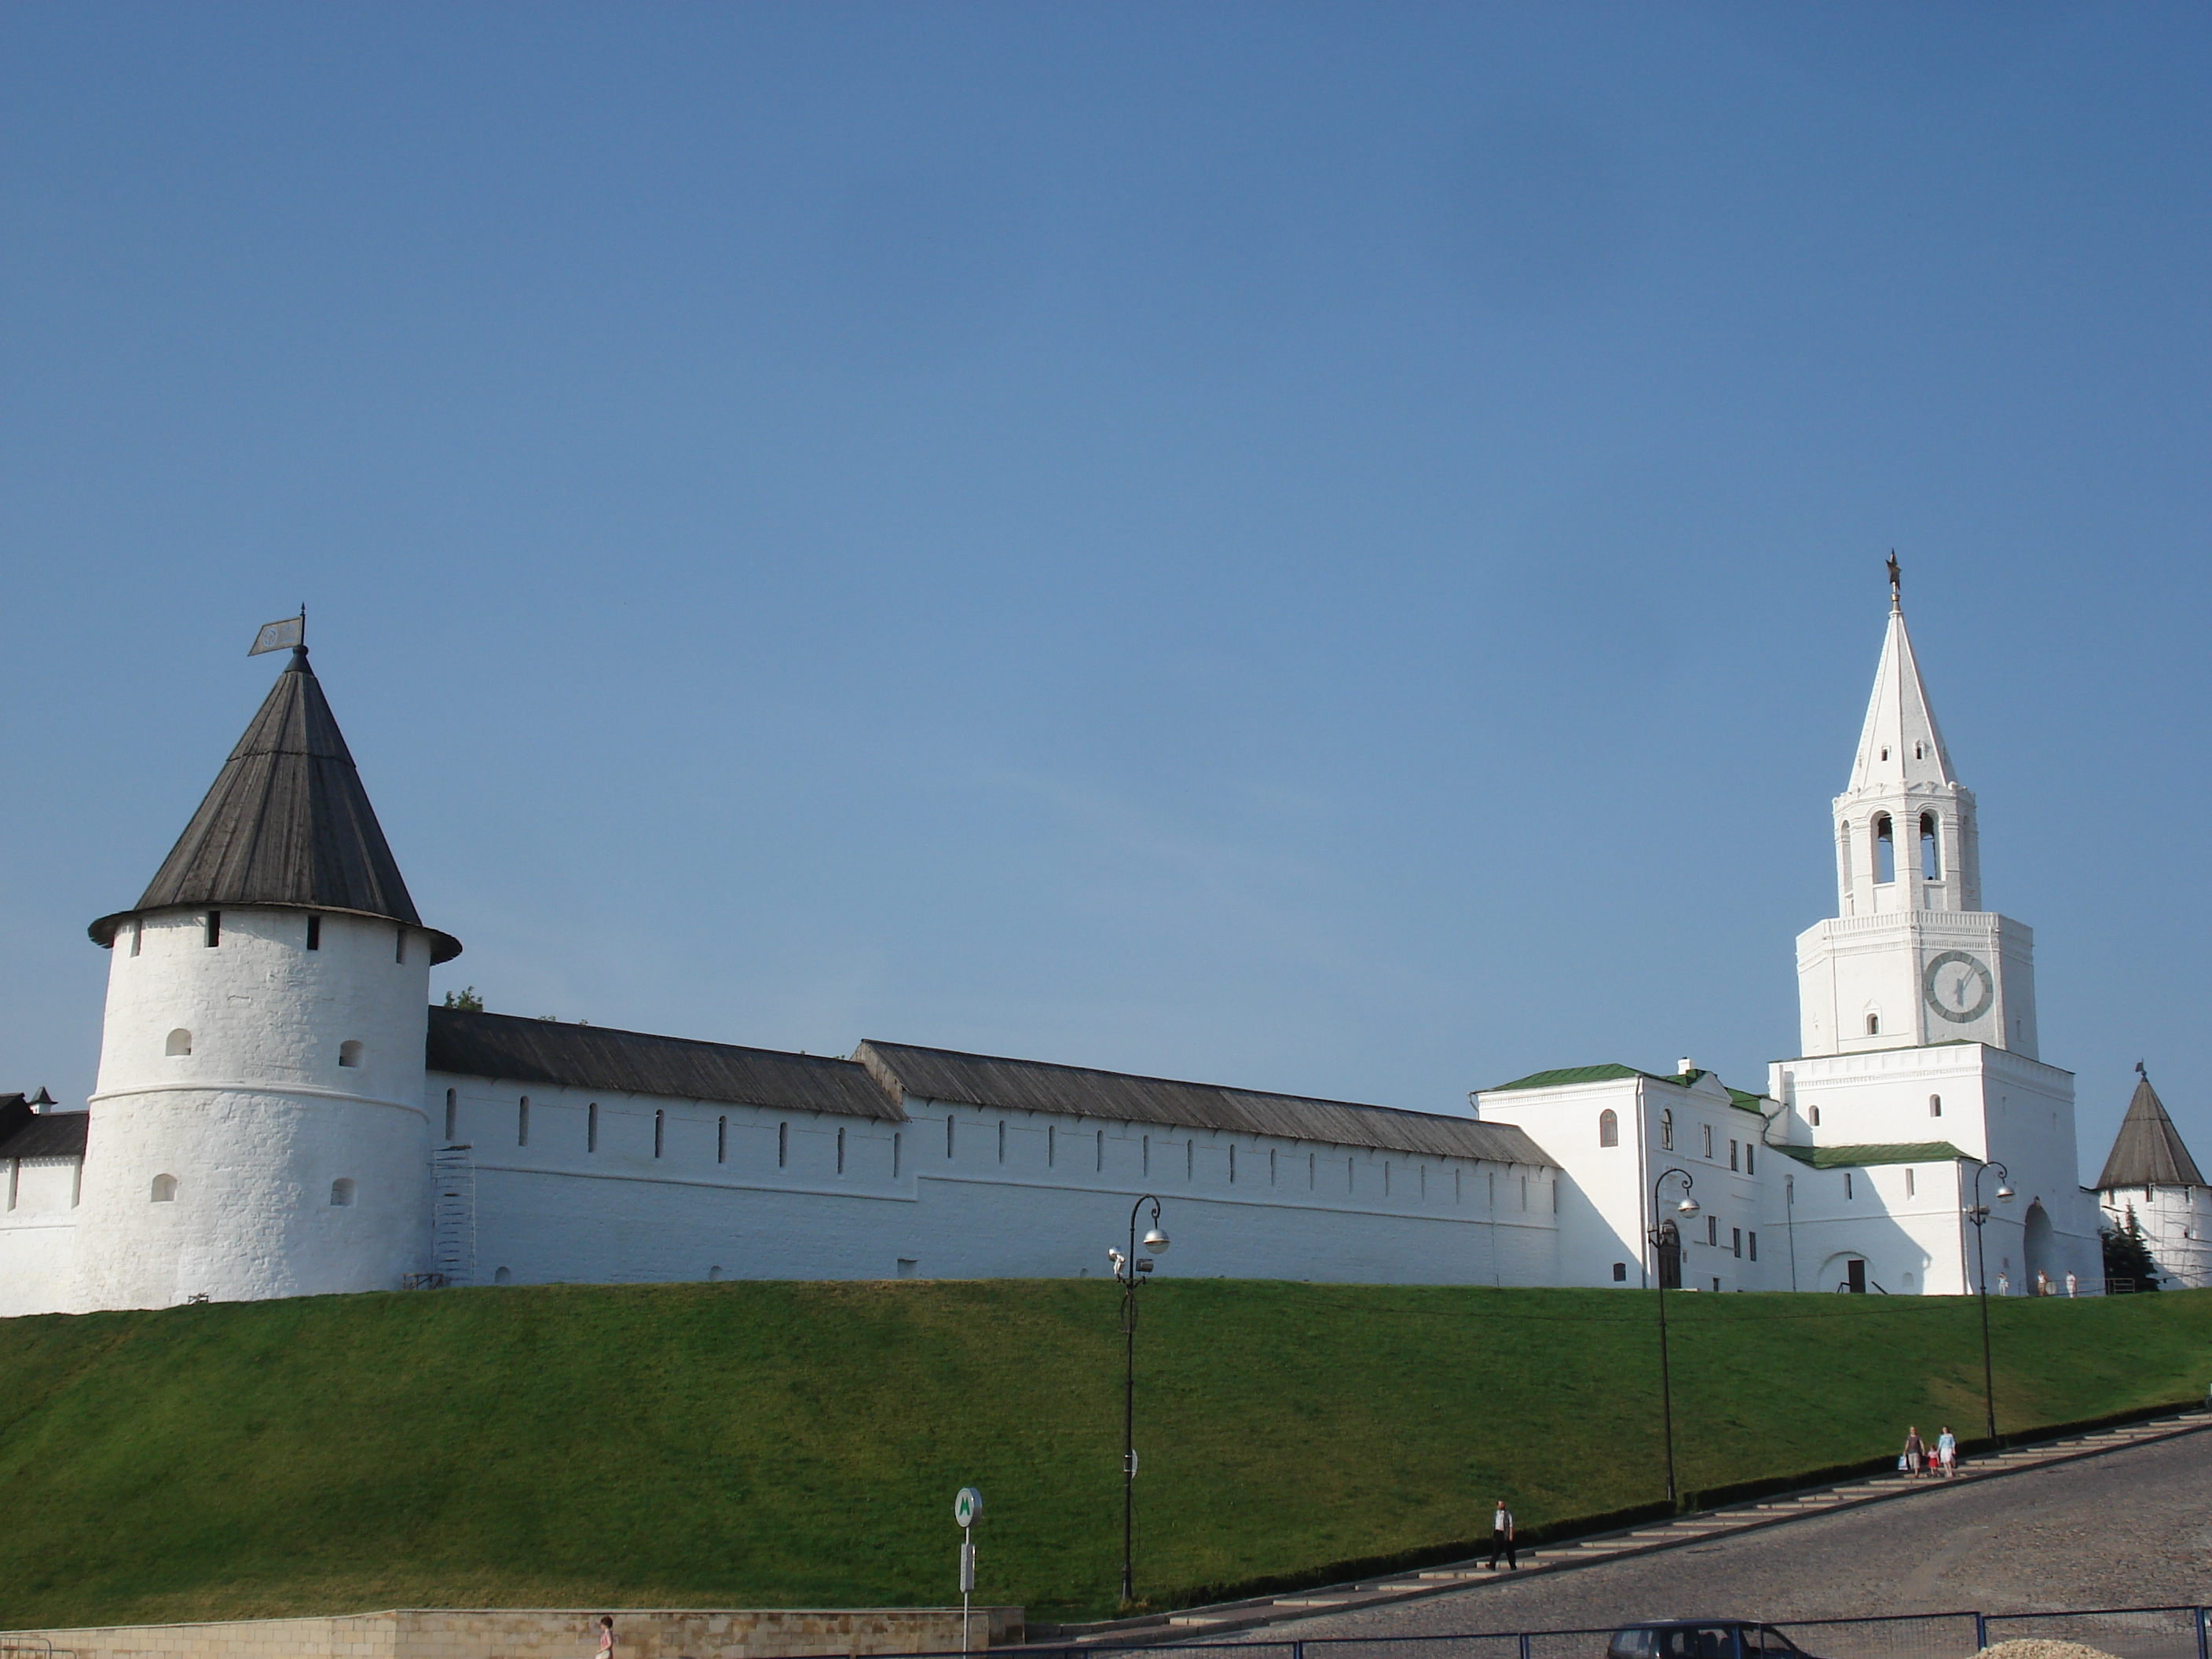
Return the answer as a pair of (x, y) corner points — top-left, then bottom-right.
(1936, 1426), (1957, 1478)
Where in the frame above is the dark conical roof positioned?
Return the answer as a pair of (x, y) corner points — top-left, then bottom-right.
(2095, 1068), (2204, 1191)
(90, 646), (460, 963)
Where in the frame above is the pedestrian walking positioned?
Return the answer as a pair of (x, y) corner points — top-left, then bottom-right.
(1936, 1426), (1957, 1478)
(2065, 1271), (2078, 1297)
(596, 1617), (615, 1659)
(1997, 1272), (2009, 1296)
(1488, 1499), (1517, 1569)
(1902, 1426), (1925, 1478)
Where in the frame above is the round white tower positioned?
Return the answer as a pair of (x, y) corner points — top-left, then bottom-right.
(73, 644), (460, 1308)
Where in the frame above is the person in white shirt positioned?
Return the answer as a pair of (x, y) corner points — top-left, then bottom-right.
(1488, 1500), (1517, 1569)
(1936, 1426), (1957, 1478)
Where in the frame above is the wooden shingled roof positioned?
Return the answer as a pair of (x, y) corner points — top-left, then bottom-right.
(0, 1096), (88, 1161)
(89, 646), (459, 962)
(427, 1007), (900, 1120)
(855, 1040), (1555, 1166)
(2096, 1069), (2206, 1191)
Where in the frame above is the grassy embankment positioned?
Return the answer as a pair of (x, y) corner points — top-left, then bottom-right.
(0, 1280), (2206, 1631)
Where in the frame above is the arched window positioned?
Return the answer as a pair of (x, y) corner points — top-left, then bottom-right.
(445, 1088), (457, 1140)
(1928, 1093), (1943, 1118)
(150, 1174), (178, 1203)
(1613, 1262), (1628, 1282)
(1920, 813), (1940, 880)
(709, 1265), (724, 1281)
(1660, 1109), (1674, 1151)
(1809, 1104), (1822, 1127)
(1873, 814), (1895, 884)
(338, 1040), (363, 1068)
(330, 1178), (355, 1207)
(165, 1028), (192, 1057)
(493, 1266), (513, 1285)
(1599, 1109), (1618, 1147)
(1866, 1013), (1881, 1035)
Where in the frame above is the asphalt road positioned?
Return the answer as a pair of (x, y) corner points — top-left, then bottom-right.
(1271, 1426), (2212, 1646)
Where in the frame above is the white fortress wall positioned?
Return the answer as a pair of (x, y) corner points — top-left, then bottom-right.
(0, 1150), (84, 1317)
(438, 1071), (1557, 1287)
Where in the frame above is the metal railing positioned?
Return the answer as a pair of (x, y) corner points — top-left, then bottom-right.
(840, 1602), (2212, 1659)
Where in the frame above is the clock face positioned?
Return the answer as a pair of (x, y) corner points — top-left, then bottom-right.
(1923, 950), (1995, 1024)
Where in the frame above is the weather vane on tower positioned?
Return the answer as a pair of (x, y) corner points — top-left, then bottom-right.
(1886, 551), (1902, 609)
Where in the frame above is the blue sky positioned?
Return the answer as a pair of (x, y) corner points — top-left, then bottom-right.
(3, 3), (2206, 1181)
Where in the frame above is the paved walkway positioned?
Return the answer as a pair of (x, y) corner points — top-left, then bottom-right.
(1067, 1410), (2212, 1646)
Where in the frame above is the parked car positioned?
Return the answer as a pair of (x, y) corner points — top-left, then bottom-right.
(1607, 1622), (1819, 1659)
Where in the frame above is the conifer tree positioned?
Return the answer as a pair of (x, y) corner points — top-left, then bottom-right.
(2099, 1204), (2161, 1291)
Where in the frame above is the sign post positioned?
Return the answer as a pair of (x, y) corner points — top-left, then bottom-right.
(954, 1487), (983, 1654)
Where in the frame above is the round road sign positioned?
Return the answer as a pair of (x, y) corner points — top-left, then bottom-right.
(954, 1487), (983, 1529)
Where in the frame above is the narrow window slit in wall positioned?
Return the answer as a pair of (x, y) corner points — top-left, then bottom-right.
(893, 1132), (901, 1178)
(1702, 1123), (1713, 1159)
(1906, 1168), (1916, 1197)
(837, 1127), (846, 1175)
(205, 910), (221, 947)
(1844, 1172), (1855, 1199)
(716, 1116), (727, 1164)
(445, 1089), (456, 1140)
(1929, 1093), (1943, 1117)
(395, 926), (406, 964)
(518, 1098), (529, 1147)
(1809, 1104), (1822, 1127)
(778, 1122), (788, 1169)
(1269, 1148), (1277, 1186)
(1488, 1170), (1496, 1208)
(1309, 1151), (1317, 1189)
(306, 915), (320, 950)
(588, 1103), (599, 1153)
(1047, 1126), (1056, 1167)
(947, 1115), (956, 1158)
(1520, 1175), (1529, 1211)
(1455, 1166), (1463, 1203)
(1229, 1145), (1236, 1184)
(1096, 1130), (1104, 1172)
(6, 1159), (17, 1210)
(1382, 1162), (1390, 1198)
(997, 1122), (1005, 1164)
(130, 917), (142, 956)
(1143, 1135), (1150, 1177)
(1347, 1156), (1355, 1194)
(1186, 1141), (1195, 1181)
(654, 1110), (665, 1159)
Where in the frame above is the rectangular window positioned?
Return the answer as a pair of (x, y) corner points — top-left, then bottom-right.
(1729, 1139), (1738, 1171)
(1706, 1213), (1717, 1246)
(1702, 1123), (1713, 1159)
(947, 1116), (955, 1158)
(1097, 1130), (1104, 1171)
(518, 1097), (529, 1146)
(588, 1102), (599, 1153)
(1745, 1143), (1756, 1175)
(654, 1110), (664, 1159)
(206, 910), (222, 947)
(837, 1127), (846, 1174)
(1048, 1125), (1057, 1167)
(997, 1122), (1005, 1164)
(1749, 1231), (1758, 1262)
(444, 1088), (456, 1140)
(1906, 1168), (1916, 1198)
(1732, 1226), (1741, 1258)
(778, 1122), (788, 1169)
(717, 1115), (727, 1164)
(306, 915), (320, 950)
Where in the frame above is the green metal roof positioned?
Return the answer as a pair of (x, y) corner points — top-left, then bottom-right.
(1726, 1088), (1769, 1117)
(1489, 1063), (1682, 1093)
(1774, 1141), (1970, 1170)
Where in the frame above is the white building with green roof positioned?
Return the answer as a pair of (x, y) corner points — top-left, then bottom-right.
(1478, 575), (2105, 1297)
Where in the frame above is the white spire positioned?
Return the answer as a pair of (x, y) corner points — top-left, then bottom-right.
(1848, 584), (1954, 792)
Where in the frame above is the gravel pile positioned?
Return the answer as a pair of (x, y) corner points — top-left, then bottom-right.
(1972, 1641), (2125, 1659)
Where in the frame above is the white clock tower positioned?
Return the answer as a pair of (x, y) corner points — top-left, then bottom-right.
(1771, 564), (2100, 1295)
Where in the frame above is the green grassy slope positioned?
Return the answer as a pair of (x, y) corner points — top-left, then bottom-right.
(0, 1282), (2206, 1630)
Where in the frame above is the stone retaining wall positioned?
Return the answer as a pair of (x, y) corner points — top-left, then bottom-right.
(1, 1606), (1024, 1659)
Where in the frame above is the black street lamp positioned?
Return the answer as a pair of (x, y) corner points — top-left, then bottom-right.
(1111, 1196), (1170, 1608)
(1647, 1166), (1700, 1508)
(1965, 1159), (2014, 1447)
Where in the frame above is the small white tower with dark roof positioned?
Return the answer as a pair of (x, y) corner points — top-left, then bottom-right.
(2094, 1065), (2210, 1289)
(72, 645), (460, 1308)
